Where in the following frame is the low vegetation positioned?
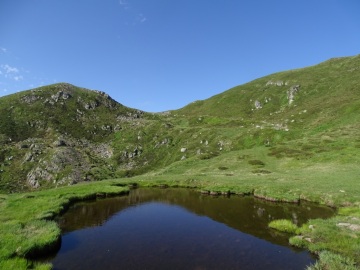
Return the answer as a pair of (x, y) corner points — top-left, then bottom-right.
(0, 181), (129, 269)
(268, 219), (298, 234)
(0, 55), (360, 268)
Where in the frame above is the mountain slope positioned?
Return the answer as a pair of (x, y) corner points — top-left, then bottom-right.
(0, 83), (148, 192)
(0, 55), (359, 193)
(175, 55), (360, 129)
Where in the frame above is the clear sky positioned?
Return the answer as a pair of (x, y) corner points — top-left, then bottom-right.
(0, 0), (359, 112)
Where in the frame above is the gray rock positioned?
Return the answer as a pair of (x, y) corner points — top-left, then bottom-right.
(62, 92), (71, 99)
(101, 125), (112, 131)
(180, 147), (187, 153)
(21, 94), (40, 104)
(53, 138), (67, 147)
(24, 152), (33, 162)
(349, 224), (360, 231)
(266, 80), (284, 86)
(287, 85), (300, 105)
(255, 100), (262, 109)
(27, 167), (53, 188)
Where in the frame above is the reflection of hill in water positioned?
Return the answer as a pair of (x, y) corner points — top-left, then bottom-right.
(58, 188), (335, 247)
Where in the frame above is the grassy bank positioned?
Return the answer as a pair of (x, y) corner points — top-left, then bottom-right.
(0, 181), (129, 269)
(127, 144), (360, 269)
(1, 142), (359, 269)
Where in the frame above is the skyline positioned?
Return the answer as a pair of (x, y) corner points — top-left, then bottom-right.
(1, 0), (360, 112)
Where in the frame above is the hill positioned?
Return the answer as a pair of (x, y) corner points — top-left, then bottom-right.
(0, 83), (149, 191)
(1, 55), (360, 269)
(0, 55), (359, 193)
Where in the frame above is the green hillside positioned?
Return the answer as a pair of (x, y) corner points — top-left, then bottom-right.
(1, 56), (360, 193)
(0, 83), (152, 192)
(1, 55), (360, 269)
(177, 55), (360, 125)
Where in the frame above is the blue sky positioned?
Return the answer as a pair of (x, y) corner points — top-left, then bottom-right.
(0, 0), (359, 112)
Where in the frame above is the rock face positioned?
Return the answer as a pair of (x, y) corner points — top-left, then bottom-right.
(287, 85), (300, 104)
(26, 147), (78, 188)
(23, 135), (115, 189)
(0, 83), (151, 192)
(21, 94), (40, 104)
(42, 89), (73, 105)
(255, 100), (262, 109)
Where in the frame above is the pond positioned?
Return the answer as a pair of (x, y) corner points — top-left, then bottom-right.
(49, 188), (335, 270)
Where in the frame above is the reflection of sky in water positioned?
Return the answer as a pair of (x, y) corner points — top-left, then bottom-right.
(51, 189), (335, 270)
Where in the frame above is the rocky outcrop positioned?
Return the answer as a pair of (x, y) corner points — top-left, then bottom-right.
(23, 135), (114, 189)
(53, 137), (67, 147)
(22, 141), (45, 163)
(287, 85), (300, 104)
(128, 147), (142, 159)
(92, 143), (113, 159)
(21, 94), (41, 104)
(26, 147), (87, 188)
(84, 100), (99, 110)
(266, 80), (288, 86)
(43, 90), (72, 105)
(255, 100), (262, 109)
(94, 90), (118, 109)
(117, 111), (144, 121)
(154, 137), (171, 148)
(27, 167), (53, 188)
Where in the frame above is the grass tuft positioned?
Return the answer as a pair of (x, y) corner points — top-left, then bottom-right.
(269, 219), (298, 234)
(306, 251), (357, 270)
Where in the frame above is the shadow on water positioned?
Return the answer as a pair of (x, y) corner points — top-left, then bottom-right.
(48, 188), (335, 270)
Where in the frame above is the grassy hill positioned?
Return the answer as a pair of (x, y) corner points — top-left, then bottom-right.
(0, 83), (153, 192)
(0, 54), (360, 269)
(1, 55), (360, 193)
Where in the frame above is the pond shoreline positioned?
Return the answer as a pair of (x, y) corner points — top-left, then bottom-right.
(0, 179), (357, 269)
(51, 188), (333, 270)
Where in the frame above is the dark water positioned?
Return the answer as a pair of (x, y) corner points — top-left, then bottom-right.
(50, 188), (335, 270)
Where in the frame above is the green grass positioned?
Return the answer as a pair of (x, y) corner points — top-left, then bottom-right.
(143, 142), (360, 205)
(268, 219), (298, 234)
(0, 180), (129, 269)
(1, 55), (360, 268)
(291, 216), (360, 261)
(127, 140), (360, 267)
(306, 251), (357, 270)
(0, 258), (48, 270)
(1, 151), (360, 268)
(2, 55), (360, 193)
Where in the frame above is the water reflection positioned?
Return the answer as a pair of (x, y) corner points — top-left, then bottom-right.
(58, 188), (334, 247)
(52, 188), (335, 270)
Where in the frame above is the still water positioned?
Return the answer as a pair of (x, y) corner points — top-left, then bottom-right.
(50, 188), (335, 270)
